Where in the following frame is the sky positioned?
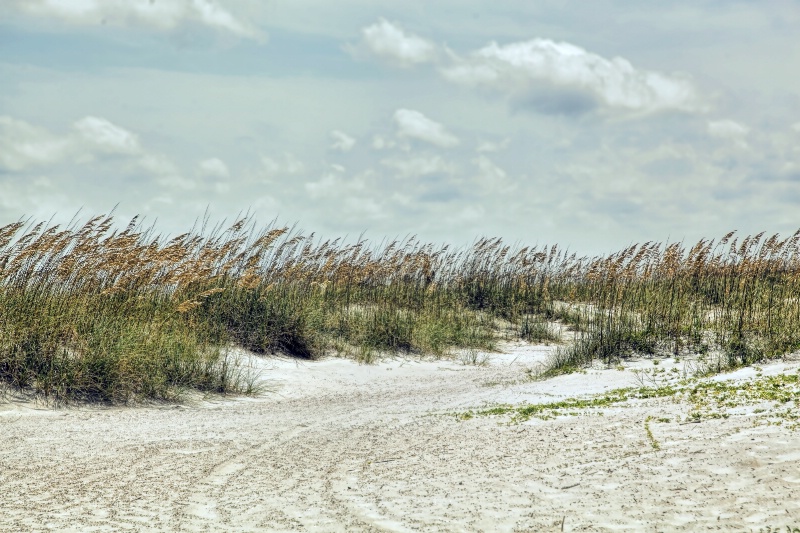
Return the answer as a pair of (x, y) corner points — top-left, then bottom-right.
(1, 0), (799, 255)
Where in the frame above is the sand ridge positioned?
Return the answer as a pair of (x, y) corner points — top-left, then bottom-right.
(1, 344), (799, 531)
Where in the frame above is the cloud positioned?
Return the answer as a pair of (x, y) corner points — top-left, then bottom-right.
(380, 155), (464, 204)
(259, 153), (306, 181)
(0, 116), (72, 171)
(329, 129), (356, 152)
(198, 157), (230, 179)
(305, 164), (349, 199)
(791, 122), (800, 133)
(354, 18), (437, 67)
(74, 116), (142, 155)
(371, 135), (395, 151)
(441, 39), (700, 115)
(708, 119), (749, 149)
(0, 115), (142, 171)
(707, 119), (749, 139)
(476, 139), (510, 153)
(351, 20), (701, 117)
(473, 155), (507, 181)
(471, 155), (514, 196)
(303, 166), (385, 222)
(141, 153), (195, 189)
(393, 109), (459, 148)
(381, 154), (455, 179)
(7, 0), (264, 41)
(0, 114), (200, 191)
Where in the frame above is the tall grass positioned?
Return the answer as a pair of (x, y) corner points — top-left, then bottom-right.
(544, 232), (800, 372)
(2, 213), (800, 402)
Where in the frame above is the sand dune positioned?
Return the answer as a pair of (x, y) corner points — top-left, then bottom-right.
(1, 344), (799, 531)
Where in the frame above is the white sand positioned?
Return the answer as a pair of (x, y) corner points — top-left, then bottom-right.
(1, 344), (799, 531)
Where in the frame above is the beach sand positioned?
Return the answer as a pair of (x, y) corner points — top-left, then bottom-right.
(1, 344), (799, 532)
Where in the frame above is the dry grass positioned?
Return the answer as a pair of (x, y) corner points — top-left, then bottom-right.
(2, 213), (800, 402)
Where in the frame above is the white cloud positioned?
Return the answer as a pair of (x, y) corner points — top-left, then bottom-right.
(708, 119), (750, 148)
(329, 129), (356, 152)
(355, 18), (437, 67)
(305, 168), (341, 199)
(0, 115), (142, 170)
(198, 157), (230, 179)
(259, 153), (306, 181)
(452, 204), (486, 224)
(140, 154), (195, 189)
(251, 194), (280, 214)
(0, 115), (199, 192)
(476, 139), (510, 153)
(343, 196), (385, 218)
(304, 167), (385, 221)
(393, 109), (459, 148)
(471, 155), (515, 196)
(474, 155), (507, 182)
(304, 165), (377, 220)
(74, 116), (141, 155)
(708, 119), (749, 139)
(381, 154), (454, 179)
(791, 122), (800, 133)
(8, 0), (264, 41)
(0, 116), (72, 171)
(441, 39), (699, 114)
(371, 135), (395, 151)
(351, 20), (700, 116)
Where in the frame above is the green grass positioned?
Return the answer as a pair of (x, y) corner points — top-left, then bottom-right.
(644, 416), (660, 449)
(456, 370), (800, 429)
(519, 315), (561, 343)
(458, 384), (678, 423)
(3, 214), (800, 403)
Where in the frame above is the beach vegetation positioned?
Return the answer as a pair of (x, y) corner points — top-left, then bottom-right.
(2, 213), (800, 402)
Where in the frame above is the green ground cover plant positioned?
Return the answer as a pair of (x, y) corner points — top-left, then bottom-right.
(2, 213), (800, 403)
(457, 370), (800, 429)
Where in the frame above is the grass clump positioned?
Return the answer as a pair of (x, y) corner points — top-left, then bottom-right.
(0, 214), (502, 402)
(4, 213), (800, 403)
(538, 231), (800, 374)
(519, 315), (560, 343)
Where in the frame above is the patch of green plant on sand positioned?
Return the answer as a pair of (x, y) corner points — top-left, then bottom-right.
(686, 373), (800, 428)
(644, 416), (660, 449)
(457, 371), (800, 429)
(457, 384), (678, 423)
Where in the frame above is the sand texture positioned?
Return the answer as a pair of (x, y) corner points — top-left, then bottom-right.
(2, 344), (799, 532)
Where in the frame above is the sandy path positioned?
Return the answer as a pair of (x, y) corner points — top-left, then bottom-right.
(1, 344), (799, 532)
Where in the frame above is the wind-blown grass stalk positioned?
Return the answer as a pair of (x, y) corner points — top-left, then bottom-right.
(2, 213), (800, 402)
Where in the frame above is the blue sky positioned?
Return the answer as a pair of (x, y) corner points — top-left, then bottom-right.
(1, 0), (799, 254)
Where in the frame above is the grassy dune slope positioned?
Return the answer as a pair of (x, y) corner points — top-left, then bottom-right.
(2, 214), (800, 403)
